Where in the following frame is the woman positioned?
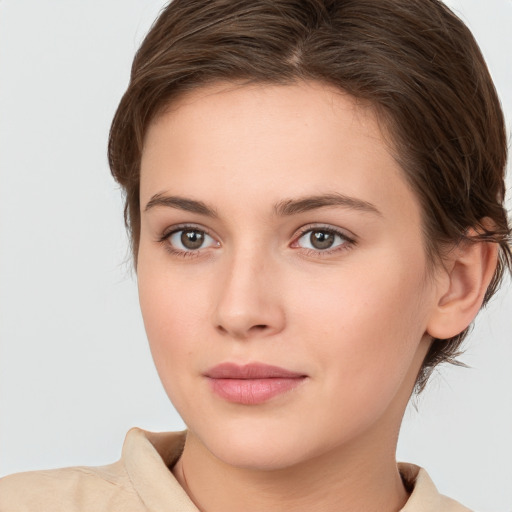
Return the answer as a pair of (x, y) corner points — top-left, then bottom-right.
(1, 0), (510, 510)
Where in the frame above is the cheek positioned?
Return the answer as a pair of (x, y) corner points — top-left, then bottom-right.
(288, 267), (430, 445)
(291, 251), (431, 389)
(137, 262), (208, 387)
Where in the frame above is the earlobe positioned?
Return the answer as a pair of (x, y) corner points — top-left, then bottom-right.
(426, 235), (499, 340)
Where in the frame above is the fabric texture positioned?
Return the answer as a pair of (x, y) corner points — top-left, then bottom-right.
(0, 428), (472, 511)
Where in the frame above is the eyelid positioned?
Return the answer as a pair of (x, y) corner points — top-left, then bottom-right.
(158, 223), (220, 257)
(160, 223), (217, 241)
(292, 223), (356, 243)
(290, 224), (357, 254)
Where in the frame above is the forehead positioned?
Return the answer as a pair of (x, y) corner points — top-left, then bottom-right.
(149, 80), (382, 147)
(140, 80), (420, 225)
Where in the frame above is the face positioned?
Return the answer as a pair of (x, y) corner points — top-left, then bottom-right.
(137, 81), (438, 470)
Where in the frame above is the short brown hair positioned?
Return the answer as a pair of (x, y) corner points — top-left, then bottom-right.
(108, 0), (511, 392)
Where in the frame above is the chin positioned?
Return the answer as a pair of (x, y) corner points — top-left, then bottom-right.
(190, 417), (333, 472)
(210, 436), (308, 471)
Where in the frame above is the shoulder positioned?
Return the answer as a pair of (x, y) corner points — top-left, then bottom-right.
(0, 428), (191, 512)
(0, 460), (145, 512)
(399, 463), (473, 512)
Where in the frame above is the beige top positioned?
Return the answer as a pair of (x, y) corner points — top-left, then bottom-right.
(0, 428), (472, 511)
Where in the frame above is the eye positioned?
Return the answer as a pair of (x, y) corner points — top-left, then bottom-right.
(295, 227), (351, 252)
(165, 227), (218, 253)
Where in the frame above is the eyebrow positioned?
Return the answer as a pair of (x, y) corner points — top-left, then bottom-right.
(144, 193), (219, 217)
(274, 193), (382, 217)
(144, 192), (381, 218)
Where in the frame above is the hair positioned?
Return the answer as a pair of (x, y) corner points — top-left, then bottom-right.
(108, 0), (511, 392)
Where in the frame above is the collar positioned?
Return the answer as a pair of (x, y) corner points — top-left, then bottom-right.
(121, 428), (470, 512)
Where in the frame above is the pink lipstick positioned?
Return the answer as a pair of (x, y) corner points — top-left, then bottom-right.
(204, 363), (307, 405)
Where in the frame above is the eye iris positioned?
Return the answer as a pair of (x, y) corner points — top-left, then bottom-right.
(181, 230), (204, 250)
(310, 230), (334, 250)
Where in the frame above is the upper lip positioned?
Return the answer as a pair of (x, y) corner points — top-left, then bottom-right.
(205, 363), (306, 379)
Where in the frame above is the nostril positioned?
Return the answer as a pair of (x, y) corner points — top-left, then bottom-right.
(251, 324), (268, 331)
(215, 323), (269, 337)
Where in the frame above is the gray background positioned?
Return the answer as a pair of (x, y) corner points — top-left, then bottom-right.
(0, 1), (511, 510)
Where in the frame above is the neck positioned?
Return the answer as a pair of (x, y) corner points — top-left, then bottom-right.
(172, 421), (409, 512)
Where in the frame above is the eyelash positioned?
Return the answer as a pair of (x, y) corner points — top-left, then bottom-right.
(158, 224), (217, 259)
(292, 225), (356, 257)
(158, 224), (356, 259)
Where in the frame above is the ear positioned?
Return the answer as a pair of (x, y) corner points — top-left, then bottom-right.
(426, 232), (499, 340)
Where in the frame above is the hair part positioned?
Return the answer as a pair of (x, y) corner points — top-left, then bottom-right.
(108, 0), (511, 392)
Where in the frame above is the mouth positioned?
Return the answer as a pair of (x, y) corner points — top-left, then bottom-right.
(204, 363), (308, 405)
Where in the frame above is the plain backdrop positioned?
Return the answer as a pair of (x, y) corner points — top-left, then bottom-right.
(0, 1), (511, 510)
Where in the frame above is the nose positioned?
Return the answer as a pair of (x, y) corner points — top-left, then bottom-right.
(212, 249), (286, 340)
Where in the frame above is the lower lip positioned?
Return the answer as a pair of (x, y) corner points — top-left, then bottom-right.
(208, 377), (306, 405)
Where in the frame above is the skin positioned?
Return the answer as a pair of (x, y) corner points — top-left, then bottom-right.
(136, 80), (494, 512)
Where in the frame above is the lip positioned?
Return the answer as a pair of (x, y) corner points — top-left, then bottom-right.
(204, 363), (307, 405)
